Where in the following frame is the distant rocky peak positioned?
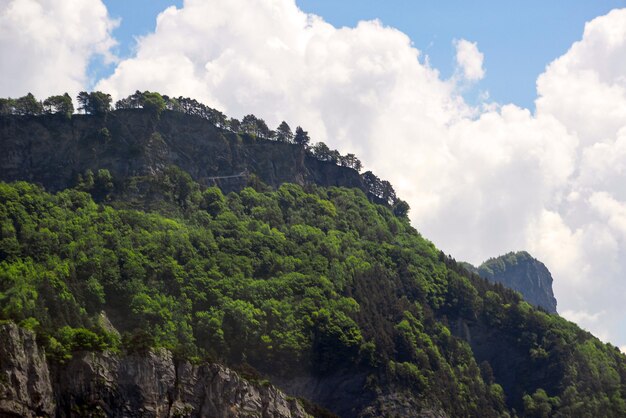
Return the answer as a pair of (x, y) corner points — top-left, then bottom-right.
(470, 251), (558, 314)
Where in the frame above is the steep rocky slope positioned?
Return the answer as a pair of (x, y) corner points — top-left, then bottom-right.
(0, 110), (364, 195)
(0, 322), (311, 418)
(474, 252), (557, 314)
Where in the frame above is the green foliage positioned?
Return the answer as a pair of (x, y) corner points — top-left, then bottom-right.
(392, 199), (410, 218)
(339, 153), (362, 172)
(293, 126), (310, 146)
(275, 121), (293, 142)
(312, 142), (338, 163)
(0, 177), (624, 417)
(523, 388), (560, 418)
(13, 93), (43, 116)
(77, 91), (112, 115)
(43, 93), (74, 118)
(77, 169), (114, 201)
(361, 170), (399, 205)
(115, 90), (166, 118)
(240, 114), (271, 138)
(142, 92), (166, 117)
(0, 98), (15, 115)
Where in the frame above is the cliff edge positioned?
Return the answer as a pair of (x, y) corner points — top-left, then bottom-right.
(0, 322), (311, 418)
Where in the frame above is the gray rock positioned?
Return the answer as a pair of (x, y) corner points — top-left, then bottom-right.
(475, 251), (558, 314)
(0, 111), (365, 196)
(0, 323), (310, 418)
(0, 322), (54, 417)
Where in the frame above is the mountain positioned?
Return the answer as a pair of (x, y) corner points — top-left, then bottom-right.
(0, 105), (625, 417)
(0, 322), (312, 418)
(464, 252), (558, 314)
(0, 109), (364, 195)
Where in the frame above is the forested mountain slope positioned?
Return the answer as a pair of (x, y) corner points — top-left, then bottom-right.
(0, 101), (624, 417)
(0, 179), (624, 417)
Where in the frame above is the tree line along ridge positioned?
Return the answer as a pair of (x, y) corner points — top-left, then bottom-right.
(0, 90), (409, 216)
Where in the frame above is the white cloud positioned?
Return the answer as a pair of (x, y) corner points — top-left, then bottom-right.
(454, 39), (485, 81)
(526, 210), (587, 285)
(536, 8), (626, 146)
(561, 309), (604, 327)
(523, 9), (626, 348)
(54, 1), (626, 349)
(589, 192), (626, 238)
(0, 0), (117, 99)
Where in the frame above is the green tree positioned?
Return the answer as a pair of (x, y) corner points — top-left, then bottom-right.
(92, 169), (114, 201)
(312, 142), (333, 161)
(200, 187), (227, 217)
(275, 121), (293, 142)
(392, 199), (410, 218)
(142, 91), (166, 117)
(115, 90), (144, 109)
(380, 180), (397, 204)
(362, 171), (382, 198)
(293, 126), (310, 147)
(523, 388), (560, 418)
(228, 117), (241, 133)
(77, 91), (112, 115)
(340, 153), (362, 172)
(241, 114), (259, 135)
(255, 118), (271, 138)
(43, 93), (74, 118)
(14, 93), (43, 116)
(0, 98), (16, 115)
(164, 96), (183, 112)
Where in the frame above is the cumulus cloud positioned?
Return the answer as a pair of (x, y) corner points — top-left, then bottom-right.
(0, 0), (117, 99)
(524, 8), (626, 346)
(536, 8), (626, 146)
(97, 0), (467, 153)
(75, 1), (626, 348)
(454, 39), (485, 81)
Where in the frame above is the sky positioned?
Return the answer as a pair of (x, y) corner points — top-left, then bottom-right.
(2, 0), (626, 351)
(100, 0), (626, 109)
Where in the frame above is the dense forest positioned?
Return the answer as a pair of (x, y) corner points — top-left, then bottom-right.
(0, 91), (625, 417)
(0, 177), (624, 417)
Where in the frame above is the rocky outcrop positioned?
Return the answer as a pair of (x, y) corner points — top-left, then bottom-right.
(0, 323), (310, 418)
(0, 110), (364, 195)
(359, 392), (448, 418)
(0, 322), (54, 417)
(476, 251), (557, 314)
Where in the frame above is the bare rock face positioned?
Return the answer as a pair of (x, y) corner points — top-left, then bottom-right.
(476, 251), (558, 314)
(359, 392), (448, 418)
(184, 363), (307, 418)
(0, 323), (310, 418)
(0, 111), (364, 196)
(53, 350), (176, 417)
(0, 322), (54, 417)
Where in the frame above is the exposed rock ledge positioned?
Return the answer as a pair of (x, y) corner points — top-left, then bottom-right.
(0, 322), (310, 418)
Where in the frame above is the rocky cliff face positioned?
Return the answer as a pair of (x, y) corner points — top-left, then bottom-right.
(0, 321), (449, 418)
(0, 322), (310, 418)
(0, 322), (54, 417)
(0, 111), (364, 194)
(476, 251), (557, 314)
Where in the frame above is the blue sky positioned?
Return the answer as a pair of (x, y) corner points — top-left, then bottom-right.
(101, 0), (625, 109)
